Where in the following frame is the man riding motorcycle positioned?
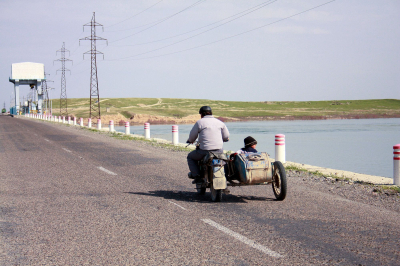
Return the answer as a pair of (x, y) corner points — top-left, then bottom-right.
(187, 106), (230, 184)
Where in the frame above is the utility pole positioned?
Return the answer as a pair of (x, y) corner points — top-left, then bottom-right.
(80, 12), (107, 121)
(54, 42), (72, 117)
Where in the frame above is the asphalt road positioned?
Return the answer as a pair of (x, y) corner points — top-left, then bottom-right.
(0, 116), (399, 265)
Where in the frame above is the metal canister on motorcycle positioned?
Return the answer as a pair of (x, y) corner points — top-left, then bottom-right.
(212, 159), (224, 166)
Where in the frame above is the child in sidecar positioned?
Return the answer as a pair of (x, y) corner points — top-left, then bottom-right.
(226, 136), (263, 182)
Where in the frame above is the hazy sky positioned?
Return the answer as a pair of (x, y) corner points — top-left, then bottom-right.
(1, 0), (399, 109)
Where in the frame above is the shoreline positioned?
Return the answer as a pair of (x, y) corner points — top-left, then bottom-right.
(108, 113), (400, 126)
(284, 161), (394, 185)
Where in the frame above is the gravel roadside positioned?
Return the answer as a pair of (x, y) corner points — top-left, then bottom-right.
(288, 169), (400, 213)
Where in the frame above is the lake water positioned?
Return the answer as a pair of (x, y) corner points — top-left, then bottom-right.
(116, 118), (400, 178)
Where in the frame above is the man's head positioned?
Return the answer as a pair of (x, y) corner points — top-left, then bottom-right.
(199, 106), (212, 117)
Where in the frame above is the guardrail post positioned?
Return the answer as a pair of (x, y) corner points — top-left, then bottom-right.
(97, 119), (101, 130)
(88, 118), (92, 128)
(109, 120), (114, 132)
(73, 117), (77, 126)
(172, 125), (179, 145)
(275, 134), (286, 163)
(62, 116), (66, 123)
(125, 121), (130, 135)
(80, 118), (83, 127)
(144, 123), (150, 139)
(394, 144), (400, 185)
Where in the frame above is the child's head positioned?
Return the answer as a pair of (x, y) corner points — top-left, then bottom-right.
(244, 136), (257, 148)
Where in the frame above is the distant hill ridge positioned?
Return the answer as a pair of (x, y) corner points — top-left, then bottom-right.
(48, 98), (400, 124)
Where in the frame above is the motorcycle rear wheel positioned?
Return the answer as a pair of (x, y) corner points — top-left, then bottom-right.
(210, 184), (222, 202)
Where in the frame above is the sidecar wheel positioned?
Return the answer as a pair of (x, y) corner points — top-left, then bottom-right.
(210, 184), (222, 202)
(272, 161), (287, 201)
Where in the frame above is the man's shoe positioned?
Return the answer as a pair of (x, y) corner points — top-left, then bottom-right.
(188, 172), (195, 179)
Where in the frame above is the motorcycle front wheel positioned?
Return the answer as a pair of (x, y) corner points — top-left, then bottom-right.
(272, 161), (287, 201)
(210, 183), (222, 202)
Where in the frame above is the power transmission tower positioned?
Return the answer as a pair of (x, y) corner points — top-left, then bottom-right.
(42, 72), (54, 115)
(80, 12), (107, 121)
(54, 42), (72, 116)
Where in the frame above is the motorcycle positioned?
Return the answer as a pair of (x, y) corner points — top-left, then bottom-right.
(192, 150), (228, 202)
(188, 144), (287, 202)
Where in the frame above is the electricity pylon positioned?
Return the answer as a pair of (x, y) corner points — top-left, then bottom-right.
(80, 12), (107, 121)
(42, 72), (54, 115)
(54, 42), (72, 116)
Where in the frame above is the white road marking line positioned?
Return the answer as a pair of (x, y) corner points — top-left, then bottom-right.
(168, 201), (187, 210)
(62, 148), (72, 153)
(201, 218), (283, 258)
(98, 167), (117, 176)
(44, 139), (50, 142)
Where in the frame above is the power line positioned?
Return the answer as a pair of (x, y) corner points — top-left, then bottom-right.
(108, 0), (278, 60)
(110, 0), (206, 43)
(111, 0), (278, 48)
(110, 0), (336, 62)
(106, 0), (164, 29)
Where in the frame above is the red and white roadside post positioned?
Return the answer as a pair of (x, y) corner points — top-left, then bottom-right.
(68, 116), (71, 124)
(62, 116), (66, 123)
(97, 119), (101, 130)
(80, 118), (84, 127)
(125, 121), (130, 135)
(109, 120), (114, 133)
(394, 144), (400, 186)
(172, 125), (179, 145)
(73, 117), (77, 126)
(275, 134), (286, 163)
(88, 118), (92, 128)
(144, 123), (150, 139)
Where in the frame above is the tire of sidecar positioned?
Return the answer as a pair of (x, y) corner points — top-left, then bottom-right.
(272, 161), (287, 201)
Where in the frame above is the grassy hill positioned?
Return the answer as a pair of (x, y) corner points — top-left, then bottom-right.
(49, 98), (400, 121)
